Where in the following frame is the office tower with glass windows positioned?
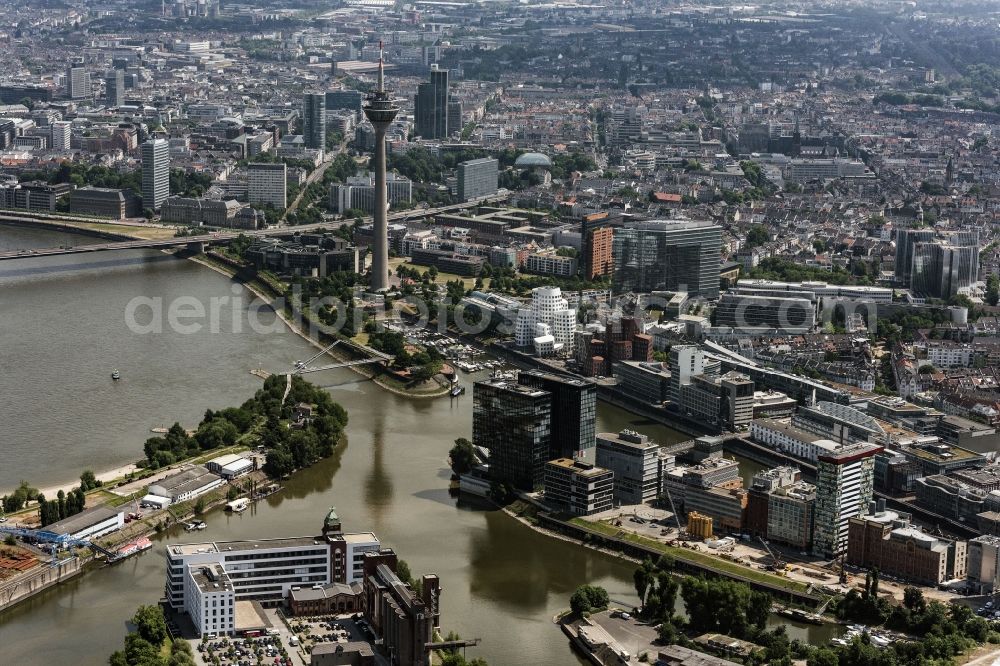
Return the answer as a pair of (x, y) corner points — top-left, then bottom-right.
(612, 219), (722, 297)
(414, 64), (449, 139)
(105, 70), (125, 107)
(247, 162), (287, 209)
(517, 369), (596, 460)
(456, 158), (498, 202)
(472, 377), (552, 491)
(66, 64), (92, 100)
(303, 92), (326, 150)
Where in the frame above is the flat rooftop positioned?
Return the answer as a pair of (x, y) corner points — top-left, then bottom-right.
(902, 443), (982, 464)
(339, 532), (379, 545)
(547, 457), (610, 477)
(46, 505), (121, 536)
(169, 535), (324, 557)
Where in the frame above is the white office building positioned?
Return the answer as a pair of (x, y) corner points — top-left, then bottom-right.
(514, 286), (577, 357)
(595, 429), (664, 505)
(668, 345), (704, 406)
(186, 564), (236, 638)
(247, 162), (287, 209)
(141, 138), (170, 211)
(50, 121), (71, 150)
(968, 535), (1000, 594)
(329, 172), (411, 214)
(166, 537), (334, 611)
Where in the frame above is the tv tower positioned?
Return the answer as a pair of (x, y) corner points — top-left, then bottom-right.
(362, 42), (398, 292)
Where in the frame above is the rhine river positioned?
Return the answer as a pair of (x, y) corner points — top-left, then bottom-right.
(0, 224), (836, 665)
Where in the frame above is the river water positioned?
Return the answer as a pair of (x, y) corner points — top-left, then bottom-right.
(0, 224), (838, 665)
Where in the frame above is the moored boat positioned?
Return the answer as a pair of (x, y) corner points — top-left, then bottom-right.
(108, 536), (152, 563)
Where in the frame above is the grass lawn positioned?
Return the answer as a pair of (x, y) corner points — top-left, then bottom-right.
(570, 518), (811, 594)
(390, 258), (479, 289)
(67, 221), (179, 240)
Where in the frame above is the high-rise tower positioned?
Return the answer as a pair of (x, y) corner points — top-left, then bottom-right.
(302, 92), (326, 150)
(414, 64), (449, 139)
(141, 138), (170, 212)
(362, 43), (398, 292)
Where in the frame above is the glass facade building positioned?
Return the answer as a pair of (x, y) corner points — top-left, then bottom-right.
(472, 378), (551, 490)
(612, 220), (722, 298)
(302, 93), (327, 150)
(517, 369), (596, 460)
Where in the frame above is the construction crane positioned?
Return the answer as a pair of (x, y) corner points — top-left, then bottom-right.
(758, 536), (786, 571)
(662, 486), (685, 539)
(0, 525), (116, 565)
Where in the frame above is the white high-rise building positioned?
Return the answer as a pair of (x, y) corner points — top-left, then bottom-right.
(668, 345), (704, 405)
(66, 64), (91, 100)
(141, 138), (170, 211)
(514, 286), (577, 357)
(247, 162), (287, 209)
(812, 442), (880, 558)
(50, 121), (71, 151)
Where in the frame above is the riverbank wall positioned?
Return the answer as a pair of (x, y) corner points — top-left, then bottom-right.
(532, 511), (822, 605)
(0, 216), (137, 242)
(0, 555), (91, 613)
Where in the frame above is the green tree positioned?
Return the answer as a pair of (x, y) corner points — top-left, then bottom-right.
(807, 647), (840, 666)
(448, 438), (476, 475)
(80, 470), (100, 491)
(194, 418), (239, 451)
(745, 224), (769, 249)
(569, 584), (609, 615)
(633, 559), (654, 604)
(132, 604), (168, 645)
(987, 274), (999, 307)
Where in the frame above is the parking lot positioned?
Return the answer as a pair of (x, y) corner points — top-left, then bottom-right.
(287, 614), (375, 651)
(192, 634), (292, 666)
(588, 609), (661, 664)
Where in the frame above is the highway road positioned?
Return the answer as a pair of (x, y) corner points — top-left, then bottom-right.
(0, 196), (505, 262)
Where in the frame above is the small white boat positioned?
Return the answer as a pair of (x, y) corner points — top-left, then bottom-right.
(111, 369), (121, 381)
(195, 520), (207, 530)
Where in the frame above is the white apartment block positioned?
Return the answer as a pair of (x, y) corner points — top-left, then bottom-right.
(750, 418), (839, 463)
(925, 342), (974, 368)
(524, 253), (578, 278)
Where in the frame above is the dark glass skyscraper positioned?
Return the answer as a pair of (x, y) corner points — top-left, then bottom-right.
(105, 70), (124, 108)
(516, 370), (596, 461)
(302, 92), (326, 150)
(473, 378), (551, 491)
(612, 219), (722, 298)
(414, 64), (449, 139)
